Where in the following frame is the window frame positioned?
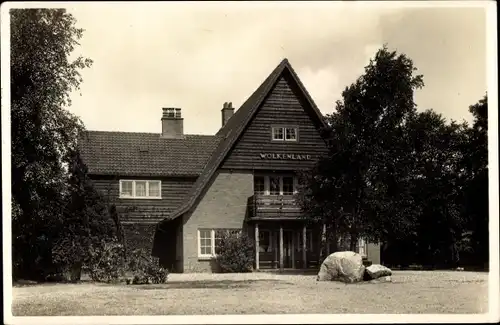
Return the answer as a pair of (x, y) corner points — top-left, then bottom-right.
(254, 175), (299, 196)
(119, 180), (162, 199)
(271, 126), (299, 142)
(197, 228), (242, 259)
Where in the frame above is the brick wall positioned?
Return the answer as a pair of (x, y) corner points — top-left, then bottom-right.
(182, 170), (254, 272)
(121, 223), (157, 254)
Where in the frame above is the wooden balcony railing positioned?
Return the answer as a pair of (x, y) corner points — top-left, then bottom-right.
(248, 194), (302, 220)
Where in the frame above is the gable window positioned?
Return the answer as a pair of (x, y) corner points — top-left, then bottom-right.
(272, 126), (298, 142)
(272, 127), (284, 140)
(285, 128), (297, 141)
(119, 180), (162, 199)
(198, 229), (242, 258)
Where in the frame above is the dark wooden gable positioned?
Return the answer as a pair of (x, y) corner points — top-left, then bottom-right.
(221, 69), (328, 171)
(161, 58), (328, 225)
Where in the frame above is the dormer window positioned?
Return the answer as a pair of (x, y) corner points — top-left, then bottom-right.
(272, 126), (298, 142)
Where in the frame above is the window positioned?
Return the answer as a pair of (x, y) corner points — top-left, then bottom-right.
(269, 176), (280, 195)
(135, 181), (147, 197)
(149, 181), (161, 197)
(272, 126), (298, 142)
(254, 176), (265, 195)
(199, 230), (212, 256)
(254, 175), (298, 196)
(120, 180), (133, 197)
(282, 176), (294, 195)
(285, 128), (297, 141)
(272, 127), (284, 140)
(198, 229), (242, 258)
(119, 180), (162, 199)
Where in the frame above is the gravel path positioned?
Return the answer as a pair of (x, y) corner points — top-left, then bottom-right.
(12, 271), (489, 315)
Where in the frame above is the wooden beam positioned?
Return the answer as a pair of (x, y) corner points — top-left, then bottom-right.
(255, 223), (259, 271)
(273, 231), (278, 269)
(279, 225), (284, 271)
(302, 225), (307, 269)
(291, 230), (296, 269)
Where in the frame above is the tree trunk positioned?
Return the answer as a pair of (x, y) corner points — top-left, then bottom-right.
(349, 233), (358, 252)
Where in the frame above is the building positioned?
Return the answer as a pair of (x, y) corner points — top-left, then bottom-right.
(80, 58), (381, 273)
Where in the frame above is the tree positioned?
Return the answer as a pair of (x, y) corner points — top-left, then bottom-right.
(402, 110), (469, 267)
(51, 150), (118, 281)
(462, 95), (488, 267)
(10, 9), (92, 279)
(296, 45), (424, 252)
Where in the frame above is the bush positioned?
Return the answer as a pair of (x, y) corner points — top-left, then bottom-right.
(126, 249), (169, 284)
(215, 231), (254, 273)
(84, 240), (126, 283)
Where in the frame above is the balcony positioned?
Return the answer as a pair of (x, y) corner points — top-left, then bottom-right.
(248, 194), (302, 220)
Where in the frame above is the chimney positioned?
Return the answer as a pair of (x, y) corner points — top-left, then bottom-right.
(161, 107), (184, 138)
(221, 102), (234, 127)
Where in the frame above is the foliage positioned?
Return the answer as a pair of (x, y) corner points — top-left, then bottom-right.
(84, 240), (127, 283)
(215, 231), (254, 273)
(126, 249), (169, 284)
(297, 44), (488, 269)
(51, 150), (119, 275)
(462, 95), (489, 266)
(10, 8), (93, 280)
(296, 45), (424, 250)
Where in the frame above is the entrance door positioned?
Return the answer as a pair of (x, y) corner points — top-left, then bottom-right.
(283, 230), (294, 268)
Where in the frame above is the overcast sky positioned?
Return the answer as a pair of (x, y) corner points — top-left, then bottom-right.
(62, 2), (490, 136)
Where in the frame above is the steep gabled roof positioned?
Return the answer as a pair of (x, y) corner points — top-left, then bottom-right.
(80, 131), (222, 177)
(161, 58), (327, 225)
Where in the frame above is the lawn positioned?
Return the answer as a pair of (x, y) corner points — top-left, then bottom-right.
(11, 271), (488, 315)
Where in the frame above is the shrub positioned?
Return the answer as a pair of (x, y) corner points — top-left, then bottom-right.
(215, 231), (254, 273)
(84, 240), (126, 283)
(126, 249), (169, 284)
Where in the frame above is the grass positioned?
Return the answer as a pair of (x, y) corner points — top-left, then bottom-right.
(12, 271), (488, 315)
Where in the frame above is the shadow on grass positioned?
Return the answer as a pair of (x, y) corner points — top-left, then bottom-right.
(134, 279), (290, 290)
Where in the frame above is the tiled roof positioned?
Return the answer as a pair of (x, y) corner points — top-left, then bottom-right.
(79, 131), (223, 177)
(160, 58), (327, 225)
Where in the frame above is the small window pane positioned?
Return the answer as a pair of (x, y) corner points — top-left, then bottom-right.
(272, 127), (284, 140)
(282, 176), (294, 195)
(269, 177), (280, 195)
(120, 181), (133, 196)
(254, 176), (265, 195)
(148, 181), (161, 197)
(285, 128), (297, 141)
(135, 181), (147, 197)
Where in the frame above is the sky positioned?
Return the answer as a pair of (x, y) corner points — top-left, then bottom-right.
(60, 1), (491, 136)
